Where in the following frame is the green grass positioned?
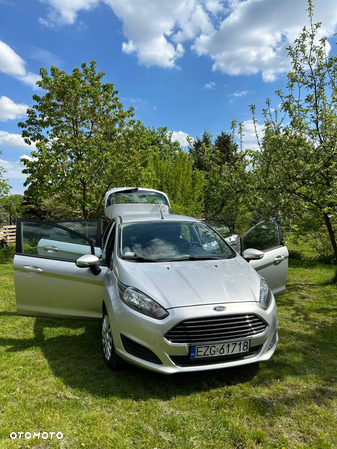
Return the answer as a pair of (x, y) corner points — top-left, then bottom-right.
(1, 247), (337, 448)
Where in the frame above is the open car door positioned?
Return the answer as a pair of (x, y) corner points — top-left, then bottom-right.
(242, 218), (289, 296)
(14, 219), (106, 319)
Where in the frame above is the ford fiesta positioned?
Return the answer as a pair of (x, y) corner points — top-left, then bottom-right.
(14, 187), (288, 374)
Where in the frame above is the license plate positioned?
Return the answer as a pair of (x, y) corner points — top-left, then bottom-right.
(190, 340), (250, 359)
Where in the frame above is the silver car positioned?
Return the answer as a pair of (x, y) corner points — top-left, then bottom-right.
(14, 187), (288, 374)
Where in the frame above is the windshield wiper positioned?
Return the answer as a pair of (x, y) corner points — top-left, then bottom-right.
(158, 256), (224, 262)
(123, 255), (226, 262)
(123, 256), (158, 262)
(186, 256), (223, 260)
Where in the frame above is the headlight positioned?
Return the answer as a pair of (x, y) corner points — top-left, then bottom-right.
(118, 281), (169, 320)
(259, 278), (272, 310)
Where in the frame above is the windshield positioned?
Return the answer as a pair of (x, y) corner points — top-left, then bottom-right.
(119, 221), (234, 261)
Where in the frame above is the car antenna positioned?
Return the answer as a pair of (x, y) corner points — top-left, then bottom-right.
(160, 206), (165, 220)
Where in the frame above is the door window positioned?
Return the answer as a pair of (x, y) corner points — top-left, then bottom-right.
(204, 219), (232, 238)
(17, 220), (93, 261)
(242, 218), (282, 252)
(56, 219), (102, 246)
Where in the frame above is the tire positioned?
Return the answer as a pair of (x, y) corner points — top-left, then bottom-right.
(102, 307), (125, 369)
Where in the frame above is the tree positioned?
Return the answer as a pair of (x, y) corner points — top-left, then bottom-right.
(214, 131), (239, 166)
(188, 131), (222, 217)
(0, 194), (23, 225)
(145, 127), (182, 161)
(0, 155), (10, 199)
(147, 150), (204, 217)
(188, 128), (251, 232)
(0, 155), (11, 226)
(18, 61), (152, 219)
(250, 0), (337, 261)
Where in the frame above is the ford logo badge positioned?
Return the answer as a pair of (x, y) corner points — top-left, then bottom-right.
(213, 306), (226, 312)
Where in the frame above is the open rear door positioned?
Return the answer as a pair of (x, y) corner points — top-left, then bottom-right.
(242, 218), (289, 296)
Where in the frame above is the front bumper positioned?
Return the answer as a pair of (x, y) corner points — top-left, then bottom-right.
(107, 297), (278, 374)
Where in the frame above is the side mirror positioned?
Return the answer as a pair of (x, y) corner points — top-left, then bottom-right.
(242, 248), (264, 262)
(76, 254), (101, 276)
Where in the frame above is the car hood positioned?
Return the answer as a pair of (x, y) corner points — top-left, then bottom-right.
(117, 256), (261, 309)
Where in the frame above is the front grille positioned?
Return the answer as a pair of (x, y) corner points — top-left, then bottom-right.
(170, 345), (262, 367)
(121, 335), (163, 365)
(165, 314), (267, 344)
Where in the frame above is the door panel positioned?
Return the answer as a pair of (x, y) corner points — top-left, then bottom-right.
(248, 246), (289, 296)
(14, 219), (105, 319)
(14, 255), (106, 318)
(242, 218), (288, 296)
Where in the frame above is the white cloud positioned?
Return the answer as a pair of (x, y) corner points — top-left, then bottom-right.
(0, 40), (26, 76)
(193, 0), (337, 81)
(130, 97), (148, 108)
(38, 17), (54, 27)
(0, 131), (36, 150)
(16, 72), (42, 88)
(227, 90), (249, 103)
(39, 0), (197, 68)
(170, 130), (190, 147)
(229, 91), (249, 97)
(172, 3), (214, 43)
(203, 0), (225, 15)
(0, 97), (28, 122)
(37, 0), (337, 80)
(204, 81), (216, 89)
(20, 154), (38, 162)
(39, 0), (100, 26)
(0, 158), (26, 178)
(0, 40), (40, 88)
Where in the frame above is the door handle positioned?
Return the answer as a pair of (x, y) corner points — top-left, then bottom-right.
(21, 265), (43, 273)
(274, 255), (286, 262)
(42, 245), (59, 252)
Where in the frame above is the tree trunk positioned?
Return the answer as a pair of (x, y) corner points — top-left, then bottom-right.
(323, 211), (337, 262)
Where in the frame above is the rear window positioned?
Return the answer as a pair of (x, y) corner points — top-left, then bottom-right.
(106, 190), (169, 207)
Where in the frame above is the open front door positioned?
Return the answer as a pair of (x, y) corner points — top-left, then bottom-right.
(14, 219), (106, 319)
(242, 218), (289, 296)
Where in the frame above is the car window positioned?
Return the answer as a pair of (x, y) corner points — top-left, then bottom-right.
(204, 219), (232, 238)
(106, 189), (169, 207)
(56, 220), (102, 246)
(20, 221), (92, 261)
(242, 218), (281, 252)
(119, 221), (234, 261)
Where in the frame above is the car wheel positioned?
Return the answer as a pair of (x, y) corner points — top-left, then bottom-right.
(102, 307), (125, 369)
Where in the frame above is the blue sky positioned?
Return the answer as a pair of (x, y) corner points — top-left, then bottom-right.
(1, 0), (337, 194)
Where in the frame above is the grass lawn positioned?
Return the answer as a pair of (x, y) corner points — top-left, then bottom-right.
(0, 246), (336, 448)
